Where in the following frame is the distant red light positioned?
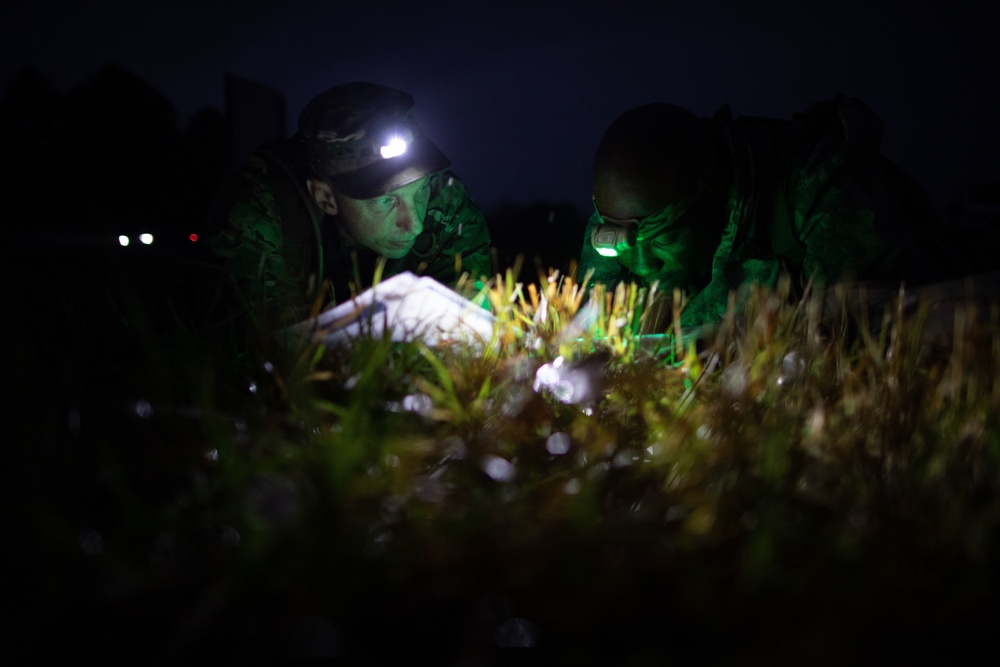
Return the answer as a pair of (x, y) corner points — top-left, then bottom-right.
(189, 233), (199, 242)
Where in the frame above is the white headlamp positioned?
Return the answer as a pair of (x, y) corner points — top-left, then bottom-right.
(379, 135), (408, 159)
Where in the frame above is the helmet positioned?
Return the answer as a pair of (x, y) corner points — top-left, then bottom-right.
(297, 82), (449, 199)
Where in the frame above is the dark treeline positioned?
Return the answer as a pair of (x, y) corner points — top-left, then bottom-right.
(2, 65), (237, 371)
(2, 65), (228, 244)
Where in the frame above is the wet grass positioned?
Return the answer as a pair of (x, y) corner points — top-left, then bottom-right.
(10, 249), (1000, 664)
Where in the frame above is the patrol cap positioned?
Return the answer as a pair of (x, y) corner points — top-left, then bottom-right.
(297, 82), (450, 200)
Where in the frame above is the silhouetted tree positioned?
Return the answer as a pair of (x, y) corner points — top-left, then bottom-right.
(2, 64), (229, 244)
(54, 65), (181, 235)
(3, 64), (232, 354)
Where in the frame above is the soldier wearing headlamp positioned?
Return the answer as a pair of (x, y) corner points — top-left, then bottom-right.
(207, 82), (492, 329)
(579, 98), (997, 331)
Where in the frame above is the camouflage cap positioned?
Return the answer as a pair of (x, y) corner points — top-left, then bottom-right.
(296, 82), (450, 200)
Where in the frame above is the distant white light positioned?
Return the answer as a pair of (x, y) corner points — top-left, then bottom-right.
(139, 233), (154, 245)
(118, 235), (130, 247)
(380, 136), (407, 158)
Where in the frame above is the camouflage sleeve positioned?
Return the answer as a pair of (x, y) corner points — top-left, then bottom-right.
(577, 209), (625, 288)
(793, 180), (893, 288)
(787, 96), (928, 287)
(402, 170), (493, 285)
(206, 152), (320, 327)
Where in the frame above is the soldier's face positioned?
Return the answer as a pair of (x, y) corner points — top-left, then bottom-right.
(334, 177), (432, 258)
(594, 172), (719, 288)
(614, 226), (704, 286)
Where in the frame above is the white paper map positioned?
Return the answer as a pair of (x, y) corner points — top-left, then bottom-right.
(282, 272), (496, 348)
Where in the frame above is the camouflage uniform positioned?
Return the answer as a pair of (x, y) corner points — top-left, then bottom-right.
(579, 96), (983, 330)
(207, 138), (492, 328)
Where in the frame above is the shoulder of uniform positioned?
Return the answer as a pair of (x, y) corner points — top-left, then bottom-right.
(429, 168), (464, 188)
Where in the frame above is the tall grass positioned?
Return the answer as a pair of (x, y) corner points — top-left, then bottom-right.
(12, 254), (1000, 662)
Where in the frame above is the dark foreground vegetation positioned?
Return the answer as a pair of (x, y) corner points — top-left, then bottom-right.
(9, 237), (1000, 665)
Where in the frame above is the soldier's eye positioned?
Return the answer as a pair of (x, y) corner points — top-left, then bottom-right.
(648, 232), (680, 249)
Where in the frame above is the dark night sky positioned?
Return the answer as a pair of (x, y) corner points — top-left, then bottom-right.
(3, 0), (998, 214)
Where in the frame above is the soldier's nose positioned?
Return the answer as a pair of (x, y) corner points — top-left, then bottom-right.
(621, 244), (663, 278)
(396, 203), (423, 236)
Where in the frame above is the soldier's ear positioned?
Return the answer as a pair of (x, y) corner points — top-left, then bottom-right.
(307, 178), (338, 215)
